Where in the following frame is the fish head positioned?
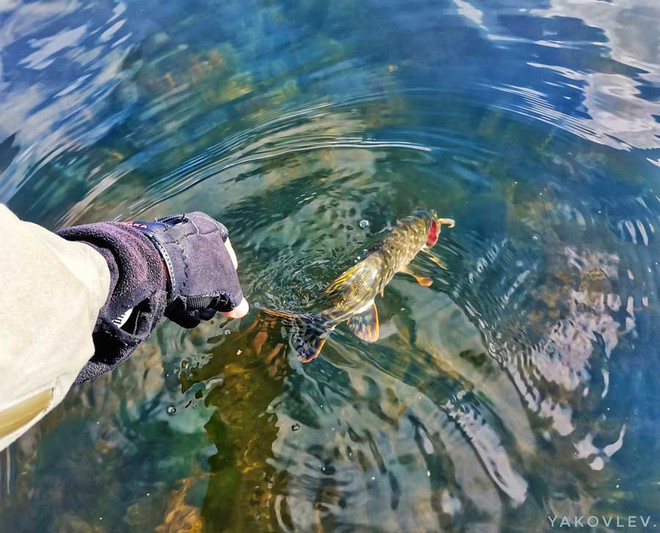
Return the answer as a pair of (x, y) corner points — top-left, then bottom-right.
(411, 208), (440, 247)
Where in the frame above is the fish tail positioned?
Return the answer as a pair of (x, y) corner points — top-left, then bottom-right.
(261, 307), (334, 362)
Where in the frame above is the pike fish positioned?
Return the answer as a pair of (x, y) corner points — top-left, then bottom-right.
(263, 208), (455, 361)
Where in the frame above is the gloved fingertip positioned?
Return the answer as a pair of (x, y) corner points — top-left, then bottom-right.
(165, 307), (202, 328)
(188, 211), (228, 240)
(199, 308), (217, 321)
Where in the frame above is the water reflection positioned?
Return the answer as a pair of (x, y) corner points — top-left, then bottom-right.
(452, 0), (660, 150)
(1, 0), (659, 531)
(0, 0), (133, 204)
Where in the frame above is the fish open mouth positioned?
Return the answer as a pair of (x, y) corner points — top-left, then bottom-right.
(426, 219), (439, 246)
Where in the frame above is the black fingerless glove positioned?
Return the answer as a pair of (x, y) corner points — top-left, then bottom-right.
(57, 212), (244, 383)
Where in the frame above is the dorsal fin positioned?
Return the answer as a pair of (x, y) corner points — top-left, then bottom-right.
(346, 304), (379, 342)
(322, 262), (364, 298)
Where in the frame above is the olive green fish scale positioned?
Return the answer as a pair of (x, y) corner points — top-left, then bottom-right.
(316, 212), (432, 325)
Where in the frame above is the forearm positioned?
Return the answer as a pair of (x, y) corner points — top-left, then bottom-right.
(0, 205), (110, 450)
(0, 207), (247, 450)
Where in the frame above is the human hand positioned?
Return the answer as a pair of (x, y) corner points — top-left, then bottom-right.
(57, 211), (248, 382)
(130, 212), (249, 328)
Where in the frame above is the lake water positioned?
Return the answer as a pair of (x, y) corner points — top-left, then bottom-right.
(1, 0), (659, 531)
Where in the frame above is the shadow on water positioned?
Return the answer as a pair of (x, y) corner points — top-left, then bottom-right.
(180, 316), (288, 531)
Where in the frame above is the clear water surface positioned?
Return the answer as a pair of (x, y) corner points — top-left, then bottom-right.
(1, 0), (659, 531)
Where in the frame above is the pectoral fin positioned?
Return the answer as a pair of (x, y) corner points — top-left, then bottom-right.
(400, 266), (433, 287)
(346, 304), (379, 342)
(422, 252), (447, 270)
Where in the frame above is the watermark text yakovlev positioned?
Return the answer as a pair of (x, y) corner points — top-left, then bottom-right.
(547, 515), (654, 528)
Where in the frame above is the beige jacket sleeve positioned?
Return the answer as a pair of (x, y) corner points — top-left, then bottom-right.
(0, 204), (110, 450)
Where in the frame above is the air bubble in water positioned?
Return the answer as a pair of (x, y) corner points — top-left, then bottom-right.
(292, 423), (300, 431)
(359, 219), (369, 229)
(166, 406), (176, 415)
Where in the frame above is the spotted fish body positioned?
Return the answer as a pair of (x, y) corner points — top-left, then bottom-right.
(264, 208), (455, 360)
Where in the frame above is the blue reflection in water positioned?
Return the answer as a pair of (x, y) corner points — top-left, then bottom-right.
(0, 0), (659, 531)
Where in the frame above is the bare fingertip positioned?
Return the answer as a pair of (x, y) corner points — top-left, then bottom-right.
(224, 239), (239, 270)
(221, 297), (249, 319)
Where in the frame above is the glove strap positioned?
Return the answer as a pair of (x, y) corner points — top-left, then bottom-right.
(124, 220), (179, 301)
